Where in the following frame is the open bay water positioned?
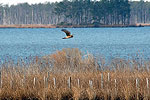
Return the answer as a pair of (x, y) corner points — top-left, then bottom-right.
(0, 27), (150, 62)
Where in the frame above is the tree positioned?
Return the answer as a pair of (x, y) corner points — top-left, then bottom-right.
(0, 0), (149, 25)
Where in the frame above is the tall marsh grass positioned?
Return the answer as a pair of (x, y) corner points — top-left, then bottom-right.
(0, 48), (150, 100)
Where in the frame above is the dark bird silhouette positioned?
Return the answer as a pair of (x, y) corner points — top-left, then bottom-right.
(61, 29), (73, 39)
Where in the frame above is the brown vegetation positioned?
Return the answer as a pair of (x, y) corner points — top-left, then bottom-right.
(0, 24), (147, 28)
(0, 48), (150, 100)
(0, 24), (56, 28)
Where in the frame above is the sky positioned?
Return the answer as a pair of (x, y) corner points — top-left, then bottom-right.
(0, 0), (150, 5)
(0, 0), (63, 5)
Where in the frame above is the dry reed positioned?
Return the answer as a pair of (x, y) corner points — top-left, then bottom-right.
(0, 48), (150, 100)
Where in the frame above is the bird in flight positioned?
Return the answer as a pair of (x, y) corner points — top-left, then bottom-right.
(61, 29), (73, 39)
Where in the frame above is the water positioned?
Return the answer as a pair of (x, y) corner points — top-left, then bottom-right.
(0, 27), (150, 61)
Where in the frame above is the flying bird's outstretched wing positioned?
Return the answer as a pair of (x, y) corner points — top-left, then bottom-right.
(61, 29), (71, 36)
(61, 29), (73, 39)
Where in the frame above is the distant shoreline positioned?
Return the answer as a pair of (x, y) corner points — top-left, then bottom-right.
(0, 24), (148, 28)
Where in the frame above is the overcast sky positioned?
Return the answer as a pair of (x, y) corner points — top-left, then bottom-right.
(0, 0), (63, 5)
(0, 0), (149, 5)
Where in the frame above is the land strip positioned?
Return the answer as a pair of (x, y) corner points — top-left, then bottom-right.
(0, 23), (149, 28)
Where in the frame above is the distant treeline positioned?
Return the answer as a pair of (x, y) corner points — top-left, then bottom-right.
(0, 0), (149, 25)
